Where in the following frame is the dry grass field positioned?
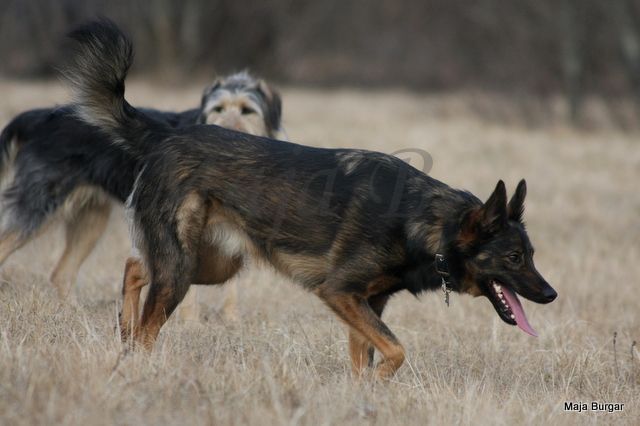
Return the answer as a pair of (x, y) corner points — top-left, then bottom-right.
(0, 79), (638, 425)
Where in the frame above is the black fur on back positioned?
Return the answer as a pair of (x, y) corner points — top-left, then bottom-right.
(0, 105), (199, 235)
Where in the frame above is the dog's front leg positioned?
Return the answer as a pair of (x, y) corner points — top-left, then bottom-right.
(348, 294), (390, 375)
(348, 330), (371, 375)
(319, 291), (404, 379)
(134, 252), (196, 350)
(119, 256), (148, 343)
(135, 279), (190, 351)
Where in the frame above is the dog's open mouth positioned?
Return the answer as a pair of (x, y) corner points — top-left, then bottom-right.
(488, 280), (537, 337)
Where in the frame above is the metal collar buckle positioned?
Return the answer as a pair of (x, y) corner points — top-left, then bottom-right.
(435, 253), (452, 307)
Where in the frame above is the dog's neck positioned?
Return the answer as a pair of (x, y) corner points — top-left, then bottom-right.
(403, 190), (480, 295)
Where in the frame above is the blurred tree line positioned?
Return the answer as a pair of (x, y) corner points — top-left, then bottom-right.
(0, 0), (639, 121)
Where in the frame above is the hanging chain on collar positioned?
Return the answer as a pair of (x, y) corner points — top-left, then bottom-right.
(442, 279), (451, 307)
(435, 253), (452, 307)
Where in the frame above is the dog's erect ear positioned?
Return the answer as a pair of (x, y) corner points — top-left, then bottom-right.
(508, 179), (526, 222)
(197, 79), (222, 124)
(257, 80), (282, 135)
(458, 180), (508, 249)
(201, 79), (222, 107)
(480, 180), (508, 234)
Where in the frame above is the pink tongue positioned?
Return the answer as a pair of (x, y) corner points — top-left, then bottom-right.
(501, 287), (538, 337)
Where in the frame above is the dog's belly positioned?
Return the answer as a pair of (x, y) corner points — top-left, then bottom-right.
(204, 220), (253, 258)
(193, 242), (242, 284)
(199, 220), (328, 288)
(192, 221), (250, 284)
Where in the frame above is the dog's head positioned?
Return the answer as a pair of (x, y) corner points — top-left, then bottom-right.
(198, 71), (282, 138)
(453, 180), (557, 336)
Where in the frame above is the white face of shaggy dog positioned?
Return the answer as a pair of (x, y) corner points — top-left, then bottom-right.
(202, 91), (269, 136)
(199, 72), (281, 138)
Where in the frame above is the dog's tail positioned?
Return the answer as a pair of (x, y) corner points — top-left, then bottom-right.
(61, 18), (154, 158)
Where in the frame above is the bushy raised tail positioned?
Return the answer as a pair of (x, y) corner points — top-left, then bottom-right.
(61, 18), (152, 158)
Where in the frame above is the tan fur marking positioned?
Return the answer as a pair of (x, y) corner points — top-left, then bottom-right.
(365, 275), (401, 298)
(319, 291), (405, 379)
(476, 252), (490, 261)
(51, 200), (111, 298)
(204, 201), (257, 259)
(0, 136), (19, 198)
(192, 243), (243, 284)
(458, 208), (483, 248)
(61, 185), (111, 218)
(176, 192), (206, 253)
(348, 329), (371, 375)
(271, 251), (328, 285)
(425, 224), (443, 253)
(119, 257), (148, 342)
(135, 283), (178, 351)
(458, 264), (483, 296)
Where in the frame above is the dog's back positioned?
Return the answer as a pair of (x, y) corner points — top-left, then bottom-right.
(0, 105), (196, 207)
(0, 108), (48, 178)
(0, 104), (200, 296)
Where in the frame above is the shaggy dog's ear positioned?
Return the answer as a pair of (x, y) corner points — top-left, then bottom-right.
(508, 179), (526, 222)
(196, 79), (223, 124)
(201, 79), (222, 108)
(257, 80), (282, 135)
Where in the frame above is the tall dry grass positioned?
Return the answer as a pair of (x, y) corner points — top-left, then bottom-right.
(0, 79), (638, 425)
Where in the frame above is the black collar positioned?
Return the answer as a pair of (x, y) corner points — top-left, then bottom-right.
(434, 253), (450, 281)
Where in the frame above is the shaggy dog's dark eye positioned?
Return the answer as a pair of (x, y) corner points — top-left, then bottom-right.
(241, 106), (256, 115)
(212, 106), (224, 113)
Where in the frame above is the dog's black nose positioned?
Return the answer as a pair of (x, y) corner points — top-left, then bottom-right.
(542, 286), (557, 302)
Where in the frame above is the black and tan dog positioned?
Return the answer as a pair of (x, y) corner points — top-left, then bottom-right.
(0, 69), (281, 319)
(120, 71), (282, 322)
(64, 20), (557, 378)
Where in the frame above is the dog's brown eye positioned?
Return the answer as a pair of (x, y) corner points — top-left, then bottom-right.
(212, 106), (224, 113)
(508, 252), (522, 263)
(241, 106), (256, 115)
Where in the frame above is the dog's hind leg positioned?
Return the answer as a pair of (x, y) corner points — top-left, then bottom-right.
(135, 250), (196, 350)
(0, 207), (60, 268)
(50, 198), (111, 298)
(175, 287), (200, 322)
(348, 329), (371, 375)
(0, 230), (31, 266)
(120, 242), (243, 332)
(133, 193), (206, 350)
(348, 294), (389, 375)
(319, 289), (404, 379)
(179, 244), (244, 322)
(220, 281), (238, 321)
